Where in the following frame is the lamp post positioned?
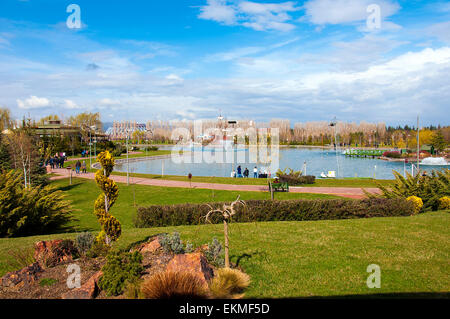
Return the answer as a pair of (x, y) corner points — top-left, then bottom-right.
(126, 130), (130, 186)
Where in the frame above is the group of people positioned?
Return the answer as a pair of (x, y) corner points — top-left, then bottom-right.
(231, 166), (269, 178)
(46, 153), (66, 169)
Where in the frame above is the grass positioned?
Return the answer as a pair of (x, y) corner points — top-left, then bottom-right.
(0, 211), (448, 297)
(51, 177), (341, 232)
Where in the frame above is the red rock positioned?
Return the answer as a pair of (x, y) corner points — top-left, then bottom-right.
(166, 252), (214, 287)
(0, 262), (42, 289)
(136, 238), (161, 254)
(61, 271), (103, 299)
(34, 240), (76, 268)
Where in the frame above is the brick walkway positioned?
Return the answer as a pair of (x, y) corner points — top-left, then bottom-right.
(50, 168), (381, 199)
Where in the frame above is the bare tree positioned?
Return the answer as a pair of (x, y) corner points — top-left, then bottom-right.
(205, 196), (246, 268)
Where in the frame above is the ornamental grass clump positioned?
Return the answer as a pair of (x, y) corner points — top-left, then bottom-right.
(141, 271), (209, 299)
(406, 196), (423, 214)
(209, 268), (250, 299)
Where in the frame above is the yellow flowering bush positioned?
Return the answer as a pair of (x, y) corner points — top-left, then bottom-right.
(406, 196), (423, 214)
(438, 196), (450, 210)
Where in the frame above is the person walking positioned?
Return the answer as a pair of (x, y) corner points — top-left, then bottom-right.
(75, 160), (81, 174)
(237, 165), (242, 178)
(49, 157), (54, 169)
(81, 161), (87, 173)
(244, 167), (249, 178)
(253, 166), (258, 178)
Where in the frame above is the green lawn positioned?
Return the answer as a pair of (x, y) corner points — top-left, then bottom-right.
(0, 211), (448, 297)
(51, 177), (341, 232)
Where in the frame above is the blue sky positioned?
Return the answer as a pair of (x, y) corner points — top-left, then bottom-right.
(0, 0), (449, 126)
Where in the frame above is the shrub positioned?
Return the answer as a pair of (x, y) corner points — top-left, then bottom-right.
(383, 151), (401, 158)
(0, 170), (73, 237)
(209, 268), (250, 299)
(134, 198), (414, 228)
(406, 196), (423, 214)
(98, 251), (144, 296)
(275, 168), (315, 185)
(86, 240), (111, 258)
(438, 196), (450, 210)
(144, 146), (159, 151)
(159, 232), (192, 254)
(141, 271), (209, 299)
(203, 238), (225, 268)
(375, 169), (450, 211)
(94, 151), (121, 244)
(75, 232), (94, 256)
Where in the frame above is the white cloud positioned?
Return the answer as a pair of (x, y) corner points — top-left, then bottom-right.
(100, 98), (121, 106)
(428, 21), (450, 44)
(198, 0), (237, 25)
(17, 96), (50, 109)
(198, 0), (299, 31)
(303, 0), (400, 25)
(64, 99), (83, 109)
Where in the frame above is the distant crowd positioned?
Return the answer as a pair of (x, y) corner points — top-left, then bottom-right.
(231, 166), (270, 178)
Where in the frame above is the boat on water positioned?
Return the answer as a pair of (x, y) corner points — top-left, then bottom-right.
(420, 157), (449, 166)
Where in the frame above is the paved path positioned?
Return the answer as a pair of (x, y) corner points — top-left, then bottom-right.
(50, 168), (381, 199)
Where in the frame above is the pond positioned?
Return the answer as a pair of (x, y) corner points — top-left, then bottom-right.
(114, 146), (448, 180)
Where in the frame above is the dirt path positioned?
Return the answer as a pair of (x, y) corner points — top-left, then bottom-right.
(50, 168), (381, 199)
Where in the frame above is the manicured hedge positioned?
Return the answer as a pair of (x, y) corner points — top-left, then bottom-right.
(134, 198), (414, 228)
(277, 174), (315, 185)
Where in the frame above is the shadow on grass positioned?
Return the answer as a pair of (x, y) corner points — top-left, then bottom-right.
(56, 182), (84, 192)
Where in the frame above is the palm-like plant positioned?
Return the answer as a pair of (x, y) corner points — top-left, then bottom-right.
(370, 169), (450, 211)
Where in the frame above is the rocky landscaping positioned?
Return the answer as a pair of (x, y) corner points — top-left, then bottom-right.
(0, 234), (248, 299)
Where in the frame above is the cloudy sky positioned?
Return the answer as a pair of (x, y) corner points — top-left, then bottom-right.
(0, 0), (449, 126)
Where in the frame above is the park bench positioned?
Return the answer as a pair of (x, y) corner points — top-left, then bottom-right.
(268, 181), (289, 193)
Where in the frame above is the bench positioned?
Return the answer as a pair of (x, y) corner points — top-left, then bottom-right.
(268, 181), (289, 193)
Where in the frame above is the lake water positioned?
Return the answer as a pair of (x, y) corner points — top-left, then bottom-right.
(114, 147), (448, 180)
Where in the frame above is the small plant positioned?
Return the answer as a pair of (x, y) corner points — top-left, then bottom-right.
(185, 241), (194, 253)
(159, 232), (188, 254)
(438, 196), (450, 210)
(39, 278), (58, 287)
(406, 196), (423, 214)
(86, 240), (111, 258)
(6, 247), (35, 271)
(98, 250), (144, 296)
(141, 271), (209, 299)
(209, 268), (250, 299)
(75, 232), (94, 256)
(123, 279), (143, 299)
(203, 238), (225, 268)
